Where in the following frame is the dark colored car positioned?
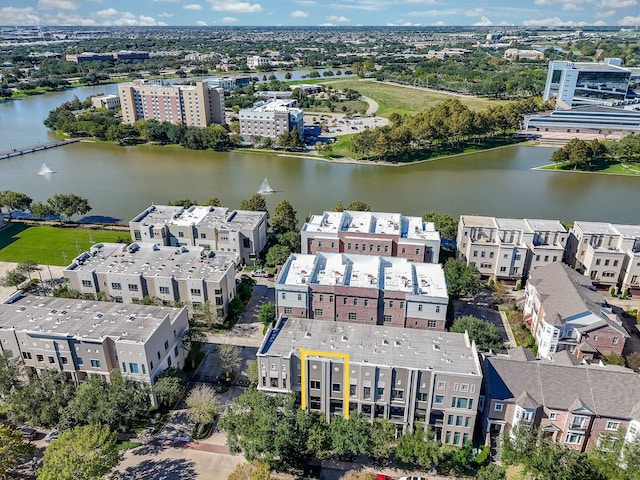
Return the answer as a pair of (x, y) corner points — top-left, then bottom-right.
(21, 427), (37, 441)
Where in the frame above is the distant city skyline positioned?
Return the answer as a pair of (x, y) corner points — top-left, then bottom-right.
(1, 0), (639, 28)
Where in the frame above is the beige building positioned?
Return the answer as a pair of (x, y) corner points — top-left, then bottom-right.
(91, 94), (121, 110)
(276, 253), (449, 331)
(503, 49), (545, 61)
(456, 216), (567, 282)
(129, 204), (268, 265)
(302, 210), (441, 263)
(565, 221), (640, 291)
(0, 294), (188, 386)
(239, 99), (304, 141)
(258, 317), (482, 439)
(63, 242), (237, 316)
(118, 80), (225, 127)
(246, 55), (270, 69)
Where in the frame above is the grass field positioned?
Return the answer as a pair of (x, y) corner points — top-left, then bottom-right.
(326, 79), (510, 117)
(0, 223), (127, 266)
(539, 160), (640, 176)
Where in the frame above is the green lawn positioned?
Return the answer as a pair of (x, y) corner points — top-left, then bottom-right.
(326, 79), (510, 117)
(539, 160), (640, 176)
(0, 223), (127, 266)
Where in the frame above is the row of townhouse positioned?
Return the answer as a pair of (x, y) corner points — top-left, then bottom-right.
(276, 252), (449, 331)
(129, 204), (268, 265)
(0, 294), (188, 391)
(457, 215), (640, 291)
(258, 316), (482, 441)
(524, 262), (628, 361)
(63, 242), (237, 318)
(481, 347), (640, 453)
(301, 210), (441, 264)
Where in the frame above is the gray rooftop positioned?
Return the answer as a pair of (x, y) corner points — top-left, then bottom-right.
(259, 317), (480, 376)
(484, 354), (640, 419)
(131, 204), (266, 231)
(0, 295), (184, 344)
(65, 243), (236, 282)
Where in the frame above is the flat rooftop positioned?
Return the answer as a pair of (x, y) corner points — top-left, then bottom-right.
(279, 253), (448, 298)
(575, 221), (620, 235)
(460, 215), (497, 228)
(260, 317), (480, 375)
(130, 205), (183, 226)
(613, 224), (640, 239)
(65, 243), (236, 281)
(525, 219), (567, 233)
(0, 295), (184, 344)
(304, 211), (439, 241)
(131, 205), (265, 231)
(245, 99), (301, 113)
(495, 218), (532, 232)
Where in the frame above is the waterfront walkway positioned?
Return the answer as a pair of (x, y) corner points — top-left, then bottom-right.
(0, 139), (80, 159)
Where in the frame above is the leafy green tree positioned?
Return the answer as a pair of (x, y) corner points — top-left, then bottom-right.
(271, 200), (298, 235)
(247, 361), (259, 386)
(265, 244), (291, 267)
(501, 421), (537, 466)
(346, 200), (371, 212)
(186, 385), (221, 425)
(153, 368), (188, 407)
(16, 260), (41, 280)
(0, 425), (35, 477)
(396, 425), (440, 469)
(476, 463), (507, 480)
(422, 211), (458, 243)
(601, 352), (625, 366)
(626, 352), (640, 372)
(227, 297), (245, 324)
(30, 201), (56, 219)
(443, 258), (482, 299)
(329, 413), (372, 459)
(0, 269), (27, 289)
(239, 194), (269, 218)
(258, 302), (276, 328)
(228, 460), (272, 480)
(338, 470), (377, 480)
(47, 193), (91, 221)
(38, 425), (119, 480)
(216, 343), (242, 378)
(167, 199), (198, 208)
(204, 197), (222, 207)
(276, 129), (303, 150)
(369, 419), (396, 463)
(182, 319), (207, 368)
(331, 201), (345, 212)
(192, 300), (222, 328)
(450, 315), (503, 350)
(275, 231), (301, 253)
(0, 190), (32, 220)
(305, 413), (332, 459)
(0, 351), (22, 401)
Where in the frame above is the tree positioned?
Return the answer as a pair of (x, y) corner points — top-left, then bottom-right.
(239, 194), (269, 218)
(0, 351), (22, 400)
(265, 244), (291, 267)
(0, 425), (34, 477)
(38, 425), (119, 480)
(338, 470), (377, 480)
(0, 190), (32, 220)
(153, 369), (188, 407)
(247, 360), (259, 386)
(422, 211), (458, 243)
(601, 352), (625, 366)
(182, 318), (207, 368)
(216, 343), (242, 378)
(258, 303), (276, 329)
(275, 231), (301, 253)
(276, 129), (303, 150)
(476, 463), (506, 480)
(205, 197), (222, 207)
(450, 315), (503, 350)
(0, 269), (27, 289)
(396, 425), (440, 470)
(369, 420), (396, 463)
(186, 385), (221, 425)
(30, 201), (56, 219)
(329, 413), (372, 459)
(626, 352), (640, 372)
(167, 199), (198, 208)
(228, 460), (272, 480)
(271, 200), (298, 235)
(443, 258), (482, 299)
(16, 260), (41, 280)
(47, 193), (91, 221)
(331, 201), (345, 212)
(346, 200), (371, 212)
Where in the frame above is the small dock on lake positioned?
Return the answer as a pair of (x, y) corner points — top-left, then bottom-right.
(0, 139), (81, 159)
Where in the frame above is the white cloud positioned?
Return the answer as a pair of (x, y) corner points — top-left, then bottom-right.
(291, 10), (309, 18)
(387, 21), (422, 25)
(521, 16), (587, 26)
(433, 20), (446, 25)
(42, 13), (97, 25)
(0, 7), (41, 25)
(619, 14), (640, 23)
(601, 0), (636, 6)
(473, 16), (493, 26)
(296, 0), (318, 4)
(95, 8), (118, 17)
(38, 0), (79, 10)
(158, 12), (174, 17)
(184, 4), (203, 10)
(563, 3), (583, 9)
(319, 22), (334, 26)
(153, 0), (181, 2)
(207, 0), (263, 13)
(327, 0), (389, 10)
(326, 15), (351, 22)
(595, 9), (616, 16)
(220, 16), (239, 22)
(404, 0), (437, 3)
(196, 20), (208, 25)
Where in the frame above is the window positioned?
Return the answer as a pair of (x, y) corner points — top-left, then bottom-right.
(384, 315), (392, 324)
(314, 308), (323, 316)
(82, 280), (92, 287)
(129, 363), (139, 374)
(435, 306), (440, 313)
(343, 298), (348, 305)
(159, 286), (170, 294)
(281, 292), (286, 300)
(363, 387), (371, 398)
(332, 383), (341, 393)
(494, 403), (504, 412)
(90, 359), (101, 368)
(200, 233), (206, 239)
(310, 380), (320, 389)
(348, 243), (352, 250)
(473, 251), (478, 257)
(428, 320), (437, 328)
(418, 305), (423, 312)
(435, 395), (444, 404)
(36, 354), (44, 362)
(465, 417), (471, 428)
(297, 294), (302, 301)
(500, 267), (507, 272)
(549, 412), (557, 420)
(391, 389), (403, 400)
(384, 246), (389, 253)
(364, 299), (368, 307)
(319, 295), (324, 302)
(111, 282), (122, 290)
(354, 299), (358, 306)
(418, 392), (429, 401)
(174, 346), (179, 357)
(60, 356), (68, 364)
(76, 357), (83, 365)
(456, 416), (462, 426)
(350, 385), (356, 396)
(606, 421), (620, 431)
(445, 431), (451, 443)
(490, 252), (494, 259)
(447, 415), (454, 425)
(178, 232), (184, 237)
(114, 296), (123, 303)
(284, 307), (292, 315)
(377, 387), (384, 397)
(389, 300), (394, 308)
(48, 356), (54, 363)
(436, 381), (446, 390)
(614, 260), (619, 267)
(190, 288), (201, 296)
(128, 284), (138, 291)
(348, 313), (357, 320)
(167, 356), (172, 367)
(399, 301), (404, 309)
(613, 337), (619, 344)
(164, 340), (169, 351)
(566, 433), (583, 444)
(453, 432), (460, 445)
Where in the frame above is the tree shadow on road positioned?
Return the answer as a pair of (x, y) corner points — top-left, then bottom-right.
(115, 458), (197, 480)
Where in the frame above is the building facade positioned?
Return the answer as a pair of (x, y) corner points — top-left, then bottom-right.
(0, 294), (188, 386)
(118, 80), (225, 127)
(523, 262), (628, 361)
(456, 216), (567, 283)
(481, 348), (640, 453)
(91, 94), (121, 110)
(246, 55), (270, 69)
(565, 221), (640, 291)
(302, 210), (440, 263)
(239, 99), (304, 141)
(258, 316), (482, 440)
(129, 204), (268, 265)
(276, 253), (449, 330)
(63, 242), (237, 316)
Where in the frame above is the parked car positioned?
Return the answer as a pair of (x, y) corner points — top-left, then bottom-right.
(398, 477), (427, 480)
(376, 475), (394, 480)
(44, 431), (59, 442)
(21, 427), (37, 441)
(251, 269), (273, 278)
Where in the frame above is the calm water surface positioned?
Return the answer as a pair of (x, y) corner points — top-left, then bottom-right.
(1, 84), (639, 224)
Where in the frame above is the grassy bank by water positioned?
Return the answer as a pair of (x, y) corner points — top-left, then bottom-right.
(538, 159), (640, 176)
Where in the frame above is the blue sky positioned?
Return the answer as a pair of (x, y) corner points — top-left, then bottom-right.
(1, 0), (639, 27)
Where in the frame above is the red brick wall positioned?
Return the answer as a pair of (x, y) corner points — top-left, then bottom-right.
(581, 324), (626, 357)
(380, 291), (408, 328)
(407, 317), (446, 330)
(334, 285), (379, 324)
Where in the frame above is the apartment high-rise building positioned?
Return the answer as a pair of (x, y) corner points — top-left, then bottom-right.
(239, 99), (304, 141)
(258, 316), (482, 439)
(302, 210), (440, 263)
(118, 80), (225, 127)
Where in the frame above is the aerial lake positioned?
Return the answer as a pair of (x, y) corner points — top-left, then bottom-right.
(1, 82), (639, 225)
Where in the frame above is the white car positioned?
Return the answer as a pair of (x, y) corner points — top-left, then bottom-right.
(399, 477), (428, 480)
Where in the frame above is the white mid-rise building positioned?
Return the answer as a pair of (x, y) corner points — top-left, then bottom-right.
(239, 99), (304, 141)
(246, 56), (270, 69)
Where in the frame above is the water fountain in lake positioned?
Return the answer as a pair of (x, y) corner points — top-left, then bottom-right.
(257, 178), (274, 194)
(37, 163), (54, 175)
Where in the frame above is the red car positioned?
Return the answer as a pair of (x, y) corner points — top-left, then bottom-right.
(376, 475), (394, 480)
